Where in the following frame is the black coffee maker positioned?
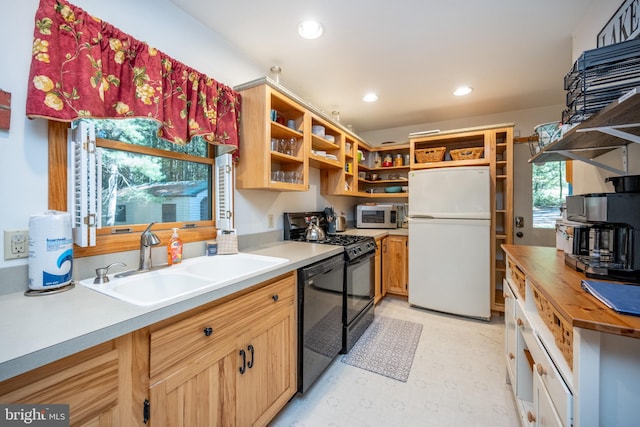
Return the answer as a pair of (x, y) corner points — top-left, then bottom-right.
(565, 192), (640, 282)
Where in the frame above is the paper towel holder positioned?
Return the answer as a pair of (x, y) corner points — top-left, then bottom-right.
(24, 282), (75, 297)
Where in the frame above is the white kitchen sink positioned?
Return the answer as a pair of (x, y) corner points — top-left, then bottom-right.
(181, 252), (289, 280)
(78, 253), (289, 306)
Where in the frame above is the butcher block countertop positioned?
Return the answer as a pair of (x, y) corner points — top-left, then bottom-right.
(502, 244), (640, 339)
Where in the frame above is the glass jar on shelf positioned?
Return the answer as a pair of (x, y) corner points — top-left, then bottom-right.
(374, 153), (382, 168)
(382, 153), (393, 167)
(394, 154), (404, 166)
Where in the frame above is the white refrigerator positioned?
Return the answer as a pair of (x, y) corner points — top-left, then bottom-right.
(407, 166), (491, 320)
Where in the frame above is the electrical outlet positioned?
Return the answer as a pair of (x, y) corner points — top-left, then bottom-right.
(4, 230), (29, 260)
(267, 214), (274, 228)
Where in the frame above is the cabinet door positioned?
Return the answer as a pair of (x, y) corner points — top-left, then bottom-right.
(374, 237), (383, 303)
(236, 303), (296, 426)
(533, 368), (564, 427)
(385, 235), (408, 296)
(149, 342), (237, 426)
(504, 280), (516, 384)
(0, 333), (147, 427)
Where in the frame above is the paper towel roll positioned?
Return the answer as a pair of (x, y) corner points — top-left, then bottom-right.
(28, 211), (73, 290)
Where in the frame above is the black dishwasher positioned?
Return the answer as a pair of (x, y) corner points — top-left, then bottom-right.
(298, 253), (345, 393)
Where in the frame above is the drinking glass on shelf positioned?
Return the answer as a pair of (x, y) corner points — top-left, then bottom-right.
(278, 139), (288, 154)
(287, 138), (298, 156)
(271, 138), (279, 152)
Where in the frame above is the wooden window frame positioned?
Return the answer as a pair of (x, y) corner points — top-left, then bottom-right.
(48, 121), (217, 258)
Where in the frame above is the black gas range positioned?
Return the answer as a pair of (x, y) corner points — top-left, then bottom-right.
(284, 211), (376, 392)
(284, 212), (377, 260)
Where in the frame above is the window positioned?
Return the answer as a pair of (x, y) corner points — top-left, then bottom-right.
(90, 118), (213, 227)
(532, 161), (570, 228)
(48, 119), (230, 257)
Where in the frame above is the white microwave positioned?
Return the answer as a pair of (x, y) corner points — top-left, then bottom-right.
(356, 204), (397, 229)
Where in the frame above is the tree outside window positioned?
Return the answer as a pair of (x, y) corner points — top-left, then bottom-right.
(532, 161), (570, 228)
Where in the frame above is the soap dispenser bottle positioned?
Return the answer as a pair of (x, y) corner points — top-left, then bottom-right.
(168, 228), (183, 265)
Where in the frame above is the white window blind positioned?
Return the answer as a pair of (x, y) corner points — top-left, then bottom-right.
(215, 153), (233, 230)
(68, 121), (101, 247)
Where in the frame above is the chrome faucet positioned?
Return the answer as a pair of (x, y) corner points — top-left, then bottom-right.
(139, 222), (161, 271)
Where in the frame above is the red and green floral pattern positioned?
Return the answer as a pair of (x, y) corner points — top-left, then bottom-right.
(26, 0), (241, 154)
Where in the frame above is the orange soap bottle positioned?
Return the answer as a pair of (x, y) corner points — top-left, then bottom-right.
(168, 228), (183, 265)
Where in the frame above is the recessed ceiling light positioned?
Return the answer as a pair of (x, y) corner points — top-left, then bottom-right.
(298, 20), (324, 39)
(454, 86), (473, 96)
(362, 93), (378, 102)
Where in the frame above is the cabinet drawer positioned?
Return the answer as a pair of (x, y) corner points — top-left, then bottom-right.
(527, 332), (573, 427)
(150, 272), (296, 379)
(230, 272), (296, 322)
(507, 257), (526, 300)
(150, 299), (235, 379)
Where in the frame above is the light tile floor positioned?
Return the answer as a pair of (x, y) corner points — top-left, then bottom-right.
(270, 296), (520, 427)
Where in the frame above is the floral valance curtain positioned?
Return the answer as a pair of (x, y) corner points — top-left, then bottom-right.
(26, 0), (241, 154)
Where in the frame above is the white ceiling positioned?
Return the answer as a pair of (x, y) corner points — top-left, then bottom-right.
(170, 0), (592, 133)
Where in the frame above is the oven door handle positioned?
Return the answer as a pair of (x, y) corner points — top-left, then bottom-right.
(320, 266), (338, 275)
(348, 252), (374, 265)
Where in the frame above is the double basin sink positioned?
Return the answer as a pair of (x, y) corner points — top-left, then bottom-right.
(79, 253), (289, 306)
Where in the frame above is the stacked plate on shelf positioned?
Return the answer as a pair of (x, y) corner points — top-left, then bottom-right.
(563, 38), (640, 124)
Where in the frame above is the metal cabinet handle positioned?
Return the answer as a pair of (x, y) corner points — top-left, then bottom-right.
(272, 294), (279, 302)
(508, 352), (515, 360)
(536, 364), (546, 376)
(247, 344), (254, 369)
(203, 327), (213, 337)
(516, 318), (524, 327)
(239, 349), (246, 374)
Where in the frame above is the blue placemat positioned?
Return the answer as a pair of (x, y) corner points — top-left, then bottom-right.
(581, 280), (640, 316)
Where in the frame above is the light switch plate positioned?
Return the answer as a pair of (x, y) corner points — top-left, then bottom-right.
(4, 230), (28, 260)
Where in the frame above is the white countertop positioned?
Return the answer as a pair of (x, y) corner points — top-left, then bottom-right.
(0, 228), (405, 382)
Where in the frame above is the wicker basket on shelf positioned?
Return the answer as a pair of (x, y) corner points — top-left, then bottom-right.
(449, 147), (484, 160)
(414, 147), (446, 163)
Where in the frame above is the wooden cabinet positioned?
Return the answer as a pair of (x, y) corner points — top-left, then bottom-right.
(410, 127), (491, 170)
(374, 237), (383, 304)
(491, 127), (513, 312)
(383, 235), (408, 296)
(355, 143), (410, 198)
(504, 256), (573, 427)
(321, 132), (359, 196)
(0, 331), (149, 426)
(236, 84), (308, 191)
(0, 271), (297, 427)
(503, 245), (640, 427)
(149, 272), (297, 426)
(235, 299), (295, 426)
(236, 80), (366, 196)
(409, 124), (514, 312)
